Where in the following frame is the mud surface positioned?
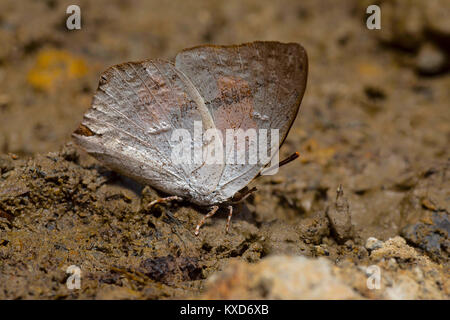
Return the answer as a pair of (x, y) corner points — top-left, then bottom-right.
(0, 0), (449, 299)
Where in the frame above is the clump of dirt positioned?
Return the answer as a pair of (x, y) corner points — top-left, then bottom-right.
(0, 145), (448, 299)
(0, 145), (274, 298)
(402, 212), (449, 262)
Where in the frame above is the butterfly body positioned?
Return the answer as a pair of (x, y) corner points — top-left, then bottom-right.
(73, 41), (308, 211)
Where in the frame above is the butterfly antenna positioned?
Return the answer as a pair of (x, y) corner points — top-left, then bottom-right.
(255, 152), (300, 178)
(278, 152), (300, 168)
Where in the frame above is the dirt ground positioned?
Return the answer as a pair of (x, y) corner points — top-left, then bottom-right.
(0, 0), (449, 299)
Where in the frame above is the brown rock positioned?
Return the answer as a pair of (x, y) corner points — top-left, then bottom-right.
(326, 185), (354, 243)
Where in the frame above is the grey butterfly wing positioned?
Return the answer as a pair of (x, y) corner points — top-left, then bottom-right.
(73, 59), (224, 201)
(175, 41), (308, 199)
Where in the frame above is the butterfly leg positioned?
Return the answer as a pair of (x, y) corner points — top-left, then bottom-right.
(195, 205), (219, 236)
(225, 205), (233, 234)
(147, 196), (183, 209)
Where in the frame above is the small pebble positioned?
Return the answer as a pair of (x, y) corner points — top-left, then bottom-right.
(365, 237), (383, 251)
(416, 43), (447, 75)
(387, 258), (397, 269)
(314, 245), (329, 256)
(344, 239), (354, 249)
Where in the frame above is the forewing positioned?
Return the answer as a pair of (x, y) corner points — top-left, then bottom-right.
(175, 41), (308, 198)
(73, 59), (223, 199)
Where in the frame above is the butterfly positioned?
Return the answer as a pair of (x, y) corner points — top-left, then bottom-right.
(73, 41), (308, 235)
